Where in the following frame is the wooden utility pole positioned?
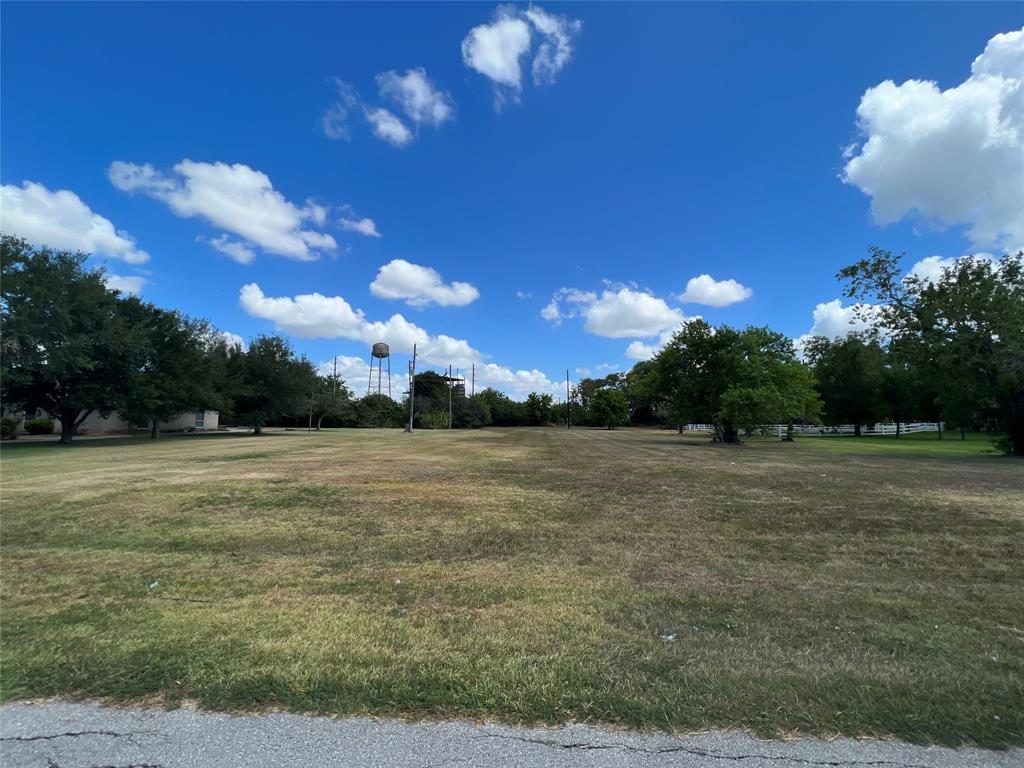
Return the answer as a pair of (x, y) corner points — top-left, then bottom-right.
(406, 344), (416, 432)
(471, 363), (475, 397)
(566, 370), (572, 429)
(448, 364), (453, 429)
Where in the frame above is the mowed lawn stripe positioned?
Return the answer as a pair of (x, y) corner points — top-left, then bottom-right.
(1, 428), (1021, 747)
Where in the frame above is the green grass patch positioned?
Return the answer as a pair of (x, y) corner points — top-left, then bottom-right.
(1, 427), (1021, 746)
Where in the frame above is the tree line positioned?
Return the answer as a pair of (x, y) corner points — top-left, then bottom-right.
(2, 236), (1021, 454)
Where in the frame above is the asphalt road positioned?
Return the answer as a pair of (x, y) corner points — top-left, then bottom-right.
(1, 702), (1020, 768)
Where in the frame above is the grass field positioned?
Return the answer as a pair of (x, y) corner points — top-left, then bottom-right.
(1, 428), (1022, 747)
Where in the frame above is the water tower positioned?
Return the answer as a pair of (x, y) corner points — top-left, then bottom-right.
(367, 342), (391, 397)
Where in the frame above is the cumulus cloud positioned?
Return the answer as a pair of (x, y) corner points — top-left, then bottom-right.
(462, 4), (581, 106)
(377, 68), (454, 127)
(1, 181), (150, 264)
(364, 107), (413, 147)
(109, 159), (336, 261)
(542, 284), (687, 339)
(339, 217), (382, 238)
(239, 283), (479, 366)
(369, 259), (480, 308)
(842, 27), (1024, 251)
(678, 274), (753, 307)
(624, 328), (679, 361)
(102, 273), (147, 294)
(583, 288), (686, 338)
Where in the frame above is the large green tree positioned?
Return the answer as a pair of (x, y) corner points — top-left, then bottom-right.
(803, 334), (886, 436)
(1, 236), (147, 443)
(118, 302), (221, 438)
(228, 335), (315, 434)
(653, 320), (819, 443)
(590, 387), (629, 429)
(840, 248), (1024, 454)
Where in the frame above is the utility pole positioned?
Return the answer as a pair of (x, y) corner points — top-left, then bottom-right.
(471, 362), (475, 397)
(448, 364), (453, 429)
(566, 369), (571, 429)
(406, 344), (416, 433)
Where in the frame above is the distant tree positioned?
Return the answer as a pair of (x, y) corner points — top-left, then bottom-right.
(523, 392), (554, 426)
(803, 334), (886, 435)
(622, 360), (661, 425)
(356, 393), (405, 428)
(475, 388), (523, 426)
(0, 236), (147, 443)
(590, 388), (629, 429)
(653, 320), (815, 443)
(310, 373), (355, 429)
(229, 335), (315, 434)
(840, 248), (1024, 454)
(452, 396), (490, 428)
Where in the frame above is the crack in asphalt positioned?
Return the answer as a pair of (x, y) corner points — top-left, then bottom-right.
(46, 761), (162, 768)
(477, 732), (934, 767)
(2, 730), (130, 742)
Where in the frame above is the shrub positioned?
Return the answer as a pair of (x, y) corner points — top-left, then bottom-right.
(418, 410), (450, 430)
(0, 417), (16, 440)
(24, 418), (54, 435)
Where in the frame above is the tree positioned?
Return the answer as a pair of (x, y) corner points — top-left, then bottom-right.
(228, 335), (315, 434)
(590, 388), (628, 429)
(355, 393), (405, 427)
(622, 360), (661, 425)
(803, 334), (886, 435)
(523, 392), (553, 426)
(118, 302), (220, 438)
(1, 236), (147, 443)
(475, 388), (522, 426)
(840, 248), (1024, 455)
(310, 373), (355, 429)
(653, 320), (818, 443)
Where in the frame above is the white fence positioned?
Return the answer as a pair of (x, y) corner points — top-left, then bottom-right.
(685, 422), (944, 437)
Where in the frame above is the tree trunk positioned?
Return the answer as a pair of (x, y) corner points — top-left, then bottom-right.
(677, 423), (683, 434)
(316, 415), (323, 431)
(960, 427), (966, 441)
(253, 424), (263, 435)
(150, 420), (161, 439)
(895, 421), (901, 437)
(58, 419), (75, 444)
(782, 422), (794, 441)
(721, 423), (740, 444)
(854, 423), (862, 437)
(1007, 414), (1024, 456)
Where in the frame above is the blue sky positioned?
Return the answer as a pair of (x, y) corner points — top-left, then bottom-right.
(2, 3), (1021, 397)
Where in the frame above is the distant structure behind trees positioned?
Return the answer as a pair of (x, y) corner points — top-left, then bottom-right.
(2, 235), (1021, 454)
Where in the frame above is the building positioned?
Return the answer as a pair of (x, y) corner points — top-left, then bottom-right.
(7, 408), (219, 436)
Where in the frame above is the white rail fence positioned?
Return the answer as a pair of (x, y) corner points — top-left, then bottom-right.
(685, 422), (944, 437)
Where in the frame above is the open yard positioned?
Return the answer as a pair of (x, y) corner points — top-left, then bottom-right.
(1, 428), (1021, 747)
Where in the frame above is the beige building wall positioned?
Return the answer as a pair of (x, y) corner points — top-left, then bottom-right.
(14, 409), (220, 435)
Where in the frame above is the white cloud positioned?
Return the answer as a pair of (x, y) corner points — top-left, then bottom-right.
(462, 4), (580, 106)
(678, 274), (753, 307)
(1, 181), (150, 264)
(542, 285), (686, 339)
(908, 252), (997, 283)
(204, 235), (256, 265)
(583, 288), (686, 338)
(516, 290), (532, 300)
(239, 283), (480, 366)
(102, 273), (147, 294)
(625, 328), (678, 361)
(842, 27), (1024, 251)
(523, 5), (583, 86)
(377, 68), (454, 127)
(320, 80), (358, 141)
(539, 287), (596, 326)
(472, 362), (562, 398)
(339, 217), (382, 238)
(364, 107), (413, 146)
(370, 259), (479, 308)
(109, 159), (336, 261)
